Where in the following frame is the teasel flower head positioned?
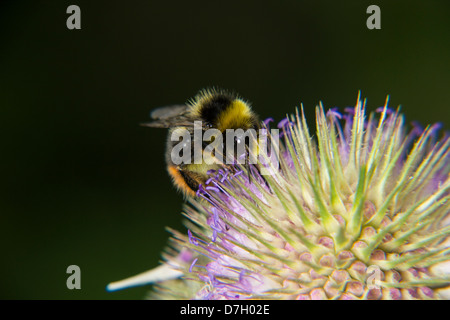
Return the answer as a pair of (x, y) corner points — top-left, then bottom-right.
(108, 93), (450, 300)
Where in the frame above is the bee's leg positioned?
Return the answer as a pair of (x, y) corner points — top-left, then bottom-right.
(245, 153), (252, 183)
(243, 144), (253, 183)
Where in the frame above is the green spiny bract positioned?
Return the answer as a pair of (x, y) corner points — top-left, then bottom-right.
(110, 95), (450, 300)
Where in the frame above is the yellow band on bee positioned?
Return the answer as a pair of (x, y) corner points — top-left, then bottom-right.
(217, 99), (252, 131)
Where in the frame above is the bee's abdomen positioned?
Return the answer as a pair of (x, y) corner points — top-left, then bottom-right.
(167, 164), (204, 197)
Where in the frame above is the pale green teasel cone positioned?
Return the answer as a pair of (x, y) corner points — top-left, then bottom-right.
(108, 94), (450, 300)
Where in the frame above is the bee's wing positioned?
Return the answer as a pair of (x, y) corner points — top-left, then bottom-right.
(141, 104), (192, 128)
(150, 105), (188, 120)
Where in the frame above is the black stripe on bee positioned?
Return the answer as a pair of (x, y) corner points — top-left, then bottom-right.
(199, 93), (233, 126)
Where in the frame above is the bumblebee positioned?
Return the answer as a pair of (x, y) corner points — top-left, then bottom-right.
(142, 88), (260, 197)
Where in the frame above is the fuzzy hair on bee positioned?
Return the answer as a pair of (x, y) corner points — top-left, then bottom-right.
(142, 88), (261, 197)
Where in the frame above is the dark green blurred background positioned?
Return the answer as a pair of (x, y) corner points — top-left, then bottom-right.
(0, 0), (449, 299)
